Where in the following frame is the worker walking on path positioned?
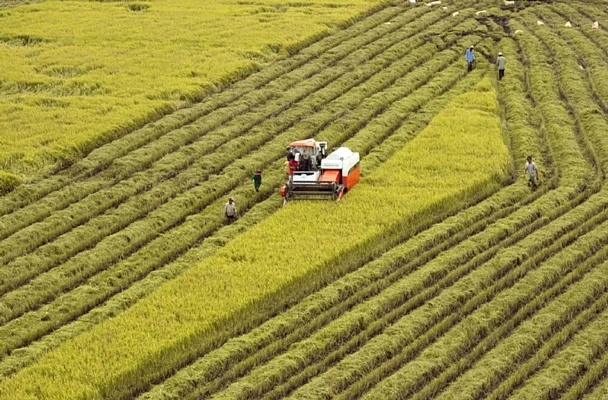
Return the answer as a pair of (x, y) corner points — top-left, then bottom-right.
(465, 45), (476, 72)
(497, 52), (507, 80)
(525, 156), (539, 189)
(251, 170), (262, 192)
(224, 196), (238, 220)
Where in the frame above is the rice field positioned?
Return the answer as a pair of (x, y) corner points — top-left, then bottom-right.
(1, 0), (608, 398)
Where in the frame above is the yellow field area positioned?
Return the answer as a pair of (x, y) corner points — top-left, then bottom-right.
(0, 0), (381, 184)
(0, 78), (511, 399)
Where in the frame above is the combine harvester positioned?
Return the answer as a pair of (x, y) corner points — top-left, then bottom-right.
(281, 138), (360, 202)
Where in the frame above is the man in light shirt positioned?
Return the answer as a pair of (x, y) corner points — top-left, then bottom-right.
(525, 156), (539, 188)
(465, 45), (475, 72)
(497, 52), (507, 80)
(224, 196), (237, 220)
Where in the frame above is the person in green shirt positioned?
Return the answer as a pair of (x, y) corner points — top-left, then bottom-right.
(251, 170), (262, 192)
(497, 52), (507, 80)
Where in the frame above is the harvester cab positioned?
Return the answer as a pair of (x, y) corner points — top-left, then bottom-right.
(281, 138), (360, 202)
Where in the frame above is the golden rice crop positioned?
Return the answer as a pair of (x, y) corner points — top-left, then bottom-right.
(0, 0), (383, 189)
(0, 77), (510, 399)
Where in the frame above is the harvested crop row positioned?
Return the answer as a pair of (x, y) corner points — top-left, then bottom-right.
(138, 52), (563, 398)
(542, 5), (608, 114)
(136, 29), (560, 400)
(141, 81), (517, 400)
(358, 13), (608, 399)
(0, 5), (452, 259)
(280, 11), (604, 396)
(561, 346), (608, 400)
(450, 10), (608, 400)
(393, 15), (608, 399)
(0, 76), (511, 399)
(357, 208), (608, 400)
(413, 23), (608, 397)
(435, 260), (608, 400)
(0, 29), (480, 331)
(0, 34), (486, 376)
(509, 306), (608, 400)
(289, 185), (608, 400)
(0, 3), (429, 216)
(572, 3), (608, 54)
(522, 7), (607, 172)
(0, 7), (474, 274)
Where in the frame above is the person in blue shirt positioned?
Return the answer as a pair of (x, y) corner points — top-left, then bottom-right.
(465, 45), (476, 72)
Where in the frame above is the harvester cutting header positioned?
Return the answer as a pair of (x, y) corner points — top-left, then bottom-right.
(281, 138), (360, 202)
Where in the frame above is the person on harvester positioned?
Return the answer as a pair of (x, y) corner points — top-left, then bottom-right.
(465, 45), (476, 72)
(287, 158), (298, 183)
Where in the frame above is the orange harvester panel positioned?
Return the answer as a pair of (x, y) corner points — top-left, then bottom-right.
(319, 169), (341, 183)
(343, 166), (360, 190)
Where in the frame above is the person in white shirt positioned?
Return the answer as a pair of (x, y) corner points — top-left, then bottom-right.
(524, 156), (539, 188)
(224, 196), (237, 220)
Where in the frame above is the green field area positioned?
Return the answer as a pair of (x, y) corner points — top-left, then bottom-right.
(2, 0), (608, 398)
(0, 0), (381, 189)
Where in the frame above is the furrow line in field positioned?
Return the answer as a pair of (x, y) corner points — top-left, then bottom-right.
(563, 349), (608, 400)
(417, 268), (608, 400)
(166, 186), (535, 399)
(409, 24), (608, 396)
(287, 189), (607, 400)
(0, 29), (478, 324)
(544, 5), (608, 113)
(0, 12), (473, 281)
(504, 306), (608, 400)
(432, 259), (608, 400)
(0, 41), (484, 371)
(0, 2), (430, 216)
(348, 14), (608, 398)
(351, 206), (608, 400)
(0, 5), (453, 248)
(288, 18), (600, 395)
(571, 4), (608, 57)
(135, 29), (556, 400)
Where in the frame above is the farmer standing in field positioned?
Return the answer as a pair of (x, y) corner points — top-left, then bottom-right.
(224, 196), (238, 220)
(525, 156), (539, 188)
(497, 52), (507, 80)
(251, 170), (262, 192)
(465, 45), (476, 72)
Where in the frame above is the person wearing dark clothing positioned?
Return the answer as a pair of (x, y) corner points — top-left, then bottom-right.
(300, 152), (312, 171)
(251, 170), (262, 192)
(497, 52), (506, 80)
(465, 45), (476, 72)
